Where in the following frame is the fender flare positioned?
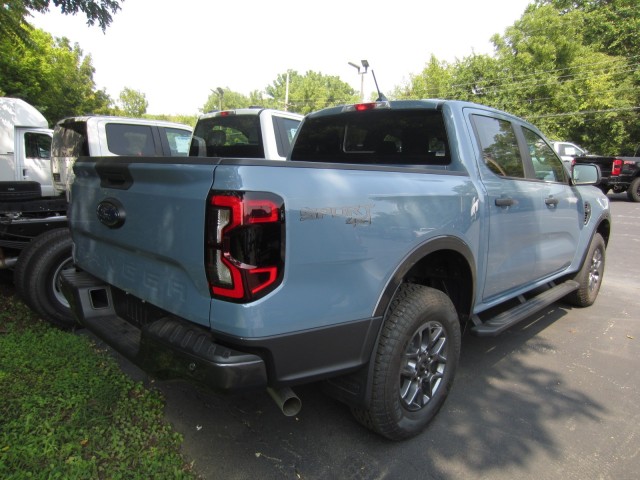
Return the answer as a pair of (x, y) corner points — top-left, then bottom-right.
(373, 235), (477, 319)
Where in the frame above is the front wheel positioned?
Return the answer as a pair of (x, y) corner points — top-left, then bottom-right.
(626, 177), (640, 202)
(351, 284), (461, 440)
(565, 233), (606, 307)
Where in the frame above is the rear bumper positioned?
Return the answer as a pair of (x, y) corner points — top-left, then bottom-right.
(61, 269), (267, 391)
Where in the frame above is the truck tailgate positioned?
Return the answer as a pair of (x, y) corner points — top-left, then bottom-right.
(70, 157), (218, 327)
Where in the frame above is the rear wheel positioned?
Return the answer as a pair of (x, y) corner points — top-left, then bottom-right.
(351, 284), (461, 440)
(626, 177), (640, 202)
(15, 228), (77, 329)
(565, 233), (605, 307)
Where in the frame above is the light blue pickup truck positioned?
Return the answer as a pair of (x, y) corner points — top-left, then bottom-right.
(61, 99), (611, 440)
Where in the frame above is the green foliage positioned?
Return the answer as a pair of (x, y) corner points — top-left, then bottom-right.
(0, 289), (195, 479)
(0, 27), (114, 124)
(537, 0), (640, 57)
(403, 2), (639, 155)
(202, 87), (254, 113)
(201, 71), (358, 115)
(143, 113), (198, 128)
(119, 87), (148, 117)
(265, 70), (358, 115)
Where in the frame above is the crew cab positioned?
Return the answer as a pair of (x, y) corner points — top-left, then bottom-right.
(60, 99), (611, 440)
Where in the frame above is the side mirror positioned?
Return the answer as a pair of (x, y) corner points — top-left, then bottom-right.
(572, 164), (601, 185)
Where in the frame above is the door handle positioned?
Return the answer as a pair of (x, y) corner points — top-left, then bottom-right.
(545, 196), (559, 207)
(495, 197), (514, 207)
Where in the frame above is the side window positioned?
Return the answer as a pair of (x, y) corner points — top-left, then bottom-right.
(106, 124), (156, 156)
(24, 132), (52, 159)
(471, 115), (524, 178)
(523, 128), (567, 183)
(164, 128), (192, 156)
(273, 116), (301, 158)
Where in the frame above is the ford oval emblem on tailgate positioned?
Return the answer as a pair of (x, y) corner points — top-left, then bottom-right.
(97, 198), (126, 228)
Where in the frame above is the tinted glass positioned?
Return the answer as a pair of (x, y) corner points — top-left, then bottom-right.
(523, 128), (567, 183)
(290, 109), (450, 166)
(106, 124), (157, 156)
(273, 116), (301, 158)
(472, 114), (524, 178)
(164, 127), (192, 156)
(24, 132), (51, 159)
(191, 115), (264, 158)
(52, 122), (89, 157)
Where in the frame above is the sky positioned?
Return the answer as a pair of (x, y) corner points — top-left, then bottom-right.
(31, 0), (534, 116)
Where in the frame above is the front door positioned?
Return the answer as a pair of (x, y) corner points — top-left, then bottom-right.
(16, 127), (54, 196)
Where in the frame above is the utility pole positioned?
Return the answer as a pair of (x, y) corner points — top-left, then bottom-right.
(216, 87), (224, 111)
(348, 59), (369, 102)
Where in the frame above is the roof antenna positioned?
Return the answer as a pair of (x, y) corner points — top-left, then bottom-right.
(371, 70), (388, 102)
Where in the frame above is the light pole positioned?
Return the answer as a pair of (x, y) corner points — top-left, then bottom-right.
(348, 59), (369, 102)
(216, 87), (224, 111)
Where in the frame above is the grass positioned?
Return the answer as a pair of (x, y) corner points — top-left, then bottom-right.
(0, 279), (197, 479)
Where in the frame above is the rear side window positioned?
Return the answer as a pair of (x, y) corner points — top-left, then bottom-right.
(106, 124), (157, 156)
(272, 116), (301, 158)
(52, 122), (89, 157)
(24, 132), (51, 159)
(163, 127), (192, 156)
(289, 109), (450, 166)
(471, 114), (524, 178)
(191, 115), (265, 158)
(523, 128), (567, 183)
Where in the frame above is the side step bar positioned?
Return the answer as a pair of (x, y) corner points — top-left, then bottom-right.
(471, 280), (579, 336)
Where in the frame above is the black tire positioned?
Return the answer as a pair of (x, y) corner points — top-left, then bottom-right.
(17, 228), (77, 329)
(626, 177), (640, 202)
(565, 233), (605, 307)
(599, 185), (610, 196)
(351, 284), (461, 440)
(14, 228), (70, 308)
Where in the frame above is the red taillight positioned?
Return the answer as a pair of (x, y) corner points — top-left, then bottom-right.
(342, 101), (391, 112)
(205, 191), (284, 302)
(354, 103), (378, 111)
(611, 159), (623, 176)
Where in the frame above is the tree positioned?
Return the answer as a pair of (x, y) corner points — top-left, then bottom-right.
(265, 70), (358, 115)
(402, 2), (637, 155)
(537, 0), (640, 58)
(0, 27), (113, 123)
(119, 87), (148, 117)
(202, 88), (253, 113)
(0, 0), (123, 46)
(201, 72), (357, 115)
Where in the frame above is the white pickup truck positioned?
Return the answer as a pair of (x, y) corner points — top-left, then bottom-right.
(189, 108), (303, 160)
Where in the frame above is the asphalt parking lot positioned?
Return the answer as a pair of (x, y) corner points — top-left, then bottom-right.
(125, 193), (636, 480)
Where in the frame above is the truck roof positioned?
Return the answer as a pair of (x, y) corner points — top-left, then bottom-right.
(198, 108), (303, 121)
(54, 115), (192, 131)
(0, 97), (48, 129)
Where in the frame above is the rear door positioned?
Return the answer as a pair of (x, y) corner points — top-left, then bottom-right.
(521, 127), (581, 278)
